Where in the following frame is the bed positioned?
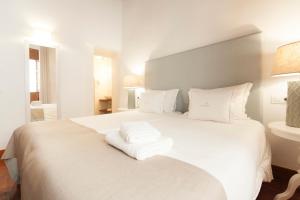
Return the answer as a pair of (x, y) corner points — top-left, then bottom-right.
(30, 103), (57, 121)
(2, 33), (272, 200)
(73, 111), (272, 199)
(3, 111), (271, 200)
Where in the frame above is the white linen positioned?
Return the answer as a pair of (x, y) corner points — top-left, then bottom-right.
(189, 83), (253, 121)
(140, 89), (179, 113)
(120, 121), (161, 144)
(227, 82), (253, 119)
(149, 89), (179, 112)
(42, 104), (57, 120)
(30, 103), (57, 121)
(30, 101), (42, 106)
(163, 89), (179, 112)
(188, 88), (233, 123)
(72, 111), (272, 200)
(139, 90), (165, 113)
(105, 131), (173, 160)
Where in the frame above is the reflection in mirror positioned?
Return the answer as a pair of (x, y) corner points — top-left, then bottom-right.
(28, 45), (57, 122)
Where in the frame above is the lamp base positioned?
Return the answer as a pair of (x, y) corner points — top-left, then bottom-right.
(286, 81), (300, 128)
(127, 89), (136, 109)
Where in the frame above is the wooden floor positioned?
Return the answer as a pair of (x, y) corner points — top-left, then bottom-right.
(0, 150), (19, 200)
(257, 165), (300, 200)
(0, 148), (299, 200)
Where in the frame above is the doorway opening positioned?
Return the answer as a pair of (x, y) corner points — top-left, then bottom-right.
(93, 53), (113, 115)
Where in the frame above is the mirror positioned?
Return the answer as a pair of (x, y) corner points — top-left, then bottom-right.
(27, 45), (57, 122)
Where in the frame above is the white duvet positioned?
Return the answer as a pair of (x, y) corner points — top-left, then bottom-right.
(71, 110), (272, 200)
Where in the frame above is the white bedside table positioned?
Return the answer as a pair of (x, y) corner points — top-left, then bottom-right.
(269, 121), (300, 200)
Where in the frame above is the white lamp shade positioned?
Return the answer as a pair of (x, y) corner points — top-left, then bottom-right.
(273, 41), (300, 76)
(123, 75), (143, 88)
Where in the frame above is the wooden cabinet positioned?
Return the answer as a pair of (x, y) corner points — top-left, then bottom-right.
(99, 98), (112, 114)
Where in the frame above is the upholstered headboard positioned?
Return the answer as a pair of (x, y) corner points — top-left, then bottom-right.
(145, 33), (263, 121)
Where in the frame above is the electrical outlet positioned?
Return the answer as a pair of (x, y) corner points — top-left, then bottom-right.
(271, 95), (286, 104)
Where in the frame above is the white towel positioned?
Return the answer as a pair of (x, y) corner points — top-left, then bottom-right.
(105, 131), (173, 160)
(120, 121), (161, 144)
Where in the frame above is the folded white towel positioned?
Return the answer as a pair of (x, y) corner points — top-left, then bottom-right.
(105, 131), (173, 160)
(120, 121), (161, 144)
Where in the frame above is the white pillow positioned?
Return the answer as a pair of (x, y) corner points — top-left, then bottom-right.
(228, 83), (253, 119)
(188, 88), (233, 123)
(188, 82), (253, 122)
(139, 90), (165, 113)
(148, 89), (179, 112)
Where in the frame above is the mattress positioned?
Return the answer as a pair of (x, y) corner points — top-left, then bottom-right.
(72, 110), (273, 200)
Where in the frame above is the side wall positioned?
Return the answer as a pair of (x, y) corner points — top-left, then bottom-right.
(0, 0), (122, 148)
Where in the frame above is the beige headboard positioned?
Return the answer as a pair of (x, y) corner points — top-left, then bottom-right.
(145, 33), (263, 121)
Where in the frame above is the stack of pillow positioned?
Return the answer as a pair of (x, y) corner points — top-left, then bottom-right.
(138, 83), (253, 123)
(105, 121), (173, 160)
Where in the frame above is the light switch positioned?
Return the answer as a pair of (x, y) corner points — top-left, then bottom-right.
(271, 95), (286, 104)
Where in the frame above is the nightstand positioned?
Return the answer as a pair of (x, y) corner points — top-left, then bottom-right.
(269, 121), (300, 200)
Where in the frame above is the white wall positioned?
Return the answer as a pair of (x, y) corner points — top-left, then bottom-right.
(0, 0), (122, 148)
(121, 0), (300, 169)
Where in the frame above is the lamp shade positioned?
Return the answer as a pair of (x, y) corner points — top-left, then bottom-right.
(272, 41), (300, 76)
(123, 75), (143, 88)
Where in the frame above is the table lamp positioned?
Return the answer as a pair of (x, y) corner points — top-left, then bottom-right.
(123, 75), (143, 109)
(272, 41), (300, 127)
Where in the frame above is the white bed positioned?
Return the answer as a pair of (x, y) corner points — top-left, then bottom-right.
(72, 110), (272, 200)
(2, 33), (268, 200)
(30, 103), (57, 121)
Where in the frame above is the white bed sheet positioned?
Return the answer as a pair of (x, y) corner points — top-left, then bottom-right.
(30, 104), (57, 121)
(71, 110), (272, 200)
